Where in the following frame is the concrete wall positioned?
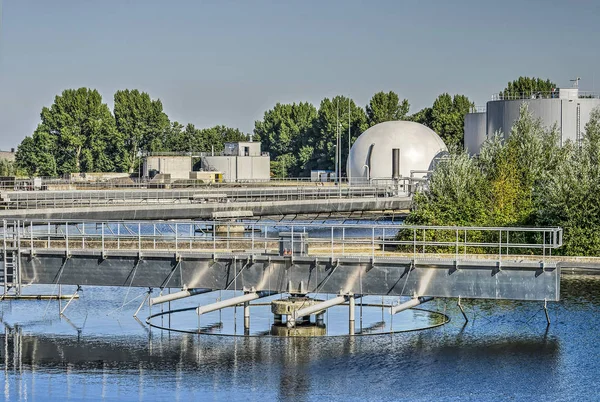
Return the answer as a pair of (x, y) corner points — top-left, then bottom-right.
(202, 155), (270, 181)
(486, 98), (600, 145)
(143, 156), (192, 179)
(464, 112), (487, 155)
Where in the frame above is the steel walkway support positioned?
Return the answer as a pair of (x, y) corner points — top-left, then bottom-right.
(390, 296), (434, 315)
(150, 288), (213, 306)
(196, 291), (276, 316)
(288, 295), (348, 328)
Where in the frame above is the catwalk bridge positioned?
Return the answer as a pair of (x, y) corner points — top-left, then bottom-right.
(0, 184), (412, 220)
(1, 219), (562, 319)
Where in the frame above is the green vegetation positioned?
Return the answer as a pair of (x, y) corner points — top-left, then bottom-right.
(501, 76), (557, 98)
(14, 86), (473, 178)
(15, 89), (247, 177)
(404, 104), (600, 256)
(410, 93), (474, 148)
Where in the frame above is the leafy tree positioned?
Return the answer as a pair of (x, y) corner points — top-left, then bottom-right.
(536, 107), (600, 255)
(16, 88), (123, 176)
(407, 104), (564, 228)
(254, 102), (317, 176)
(307, 96), (368, 174)
(501, 77), (557, 99)
(366, 91), (410, 127)
(0, 159), (16, 176)
(114, 89), (170, 172)
(429, 94), (473, 147)
(410, 107), (433, 126)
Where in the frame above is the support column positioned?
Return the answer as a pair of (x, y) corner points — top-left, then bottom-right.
(349, 295), (355, 335)
(244, 292), (251, 334)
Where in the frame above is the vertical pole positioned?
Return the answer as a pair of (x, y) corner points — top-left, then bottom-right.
(244, 291), (250, 335)
(138, 222), (141, 252)
(331, 226), (334, 259)
(349, 295), (355, 335)
(65, 221), (69, 256)
(372, 227), (375, 259)
(348, 97), (351, 185)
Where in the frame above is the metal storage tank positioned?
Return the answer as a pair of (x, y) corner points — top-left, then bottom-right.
(464, 112), (487, 155)
(347, 121), (447, 183)
(486, 89), (600, 145)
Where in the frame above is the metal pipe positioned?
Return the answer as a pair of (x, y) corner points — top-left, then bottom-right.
(289, 295), (347, 328)
(150, 288), (212, 306)
(197, 291), (276, 316)
(390, 296), (434, 315)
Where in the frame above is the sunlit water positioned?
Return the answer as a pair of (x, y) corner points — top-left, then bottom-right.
(1, 275), (598, 401)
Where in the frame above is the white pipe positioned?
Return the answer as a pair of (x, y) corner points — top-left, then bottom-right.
(390, 296), (434, 315)
(150, 288), (212, 306)
(196, 291), (275, 316)
(288, 295), (348, 328)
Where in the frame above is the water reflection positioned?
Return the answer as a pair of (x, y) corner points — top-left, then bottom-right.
(1, 275), (599, 401)
(1, 324), (562, 402)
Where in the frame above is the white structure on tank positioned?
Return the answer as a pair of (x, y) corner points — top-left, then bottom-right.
(347, 121), (448, 184)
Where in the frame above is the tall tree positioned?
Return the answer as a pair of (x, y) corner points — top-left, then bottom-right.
(426, 93), (473, 147)
(366, 91), (410, 127)
(501, 77), (557, 99)
(254, 102), (317, 177)
(16, 88), (123, 176)
(114, 89), (170, 172)
(308, 96), (368, 174)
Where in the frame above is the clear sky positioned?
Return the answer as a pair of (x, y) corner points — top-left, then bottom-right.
(1, 0), (599, 150)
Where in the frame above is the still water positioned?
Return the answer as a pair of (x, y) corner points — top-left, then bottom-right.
(1, 275), (599, 402)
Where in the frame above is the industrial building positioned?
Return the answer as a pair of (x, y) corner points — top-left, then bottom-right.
(200, 141), (270, 182)
(347, 121), (448, 184)
(142, 142), (270, 182)
(464, 88), (600, 155)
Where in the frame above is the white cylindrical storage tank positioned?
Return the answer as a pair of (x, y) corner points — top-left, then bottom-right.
(348, 121), (447, 184)
(464, 112), (487, 155)
(486, 92), (600, 145)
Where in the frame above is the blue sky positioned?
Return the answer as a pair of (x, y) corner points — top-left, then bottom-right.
(1, 0), (599, 149)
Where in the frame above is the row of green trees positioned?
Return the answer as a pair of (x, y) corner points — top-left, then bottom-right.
(14, 88), (474, 177)
(15, 76), (552, 178)
(404, 104), (600, 256)
(15, 88), (247, 176)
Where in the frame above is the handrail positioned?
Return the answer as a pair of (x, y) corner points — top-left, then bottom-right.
(0, 219), (563, 263)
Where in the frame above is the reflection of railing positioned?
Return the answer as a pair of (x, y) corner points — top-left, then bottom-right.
(2, 219), (563, 262)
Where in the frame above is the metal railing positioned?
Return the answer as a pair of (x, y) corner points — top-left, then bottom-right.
(491, 91), (600, 101)
(2, 219), (563, 262)
(0, 183), (413, 210)
(0, 176), (419, 191)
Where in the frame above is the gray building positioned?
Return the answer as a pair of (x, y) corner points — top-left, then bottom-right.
(143, 154), (192, 179)
(201, 142), (270, 182)
(464, 88), (600, 155)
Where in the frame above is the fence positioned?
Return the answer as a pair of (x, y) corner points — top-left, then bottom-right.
(2, 220), (563, 262)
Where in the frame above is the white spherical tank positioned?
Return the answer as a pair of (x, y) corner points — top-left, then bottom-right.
(348, 121), (447, 182)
